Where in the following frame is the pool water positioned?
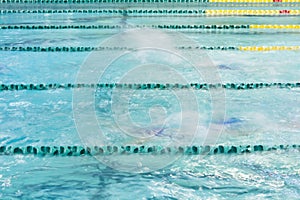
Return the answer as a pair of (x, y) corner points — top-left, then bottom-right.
(1, 3), (300, 199)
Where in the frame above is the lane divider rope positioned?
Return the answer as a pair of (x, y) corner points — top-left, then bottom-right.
(1, 0), (299, 3)
(206, 9), (300, 15)
(238, 46), (300, 51)
(0, 144), (299, 156)
(0, 83), (299, 91)
(1, 24), (300, 30)
(1, 46), (299, 51)
(0, 9), (299, 16)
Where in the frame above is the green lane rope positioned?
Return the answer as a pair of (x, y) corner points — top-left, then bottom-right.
(0, 83), (299, 91)
(0, 24), (249, 30)
(0, 144), (299, 156)
(1, 46), (300, 52)
(0, 9), (205, 15)
(0, 46), (133, 52)
(0, 46), (239, 51)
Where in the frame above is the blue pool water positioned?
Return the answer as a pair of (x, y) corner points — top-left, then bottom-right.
(1, 5), (300, 199)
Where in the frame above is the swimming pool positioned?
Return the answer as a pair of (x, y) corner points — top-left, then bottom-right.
(1, 1), (300, 199)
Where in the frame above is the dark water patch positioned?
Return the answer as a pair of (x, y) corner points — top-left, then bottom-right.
(214, 117), (243, 125)
(218, 64), (233, 70)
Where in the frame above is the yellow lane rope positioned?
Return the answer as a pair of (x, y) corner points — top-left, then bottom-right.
(206, 9), (300, 15)
(238, 46), (300, 51)
(249, 24), (300, 28)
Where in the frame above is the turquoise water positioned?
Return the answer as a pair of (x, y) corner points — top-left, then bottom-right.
(1, 9), (300, 199)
